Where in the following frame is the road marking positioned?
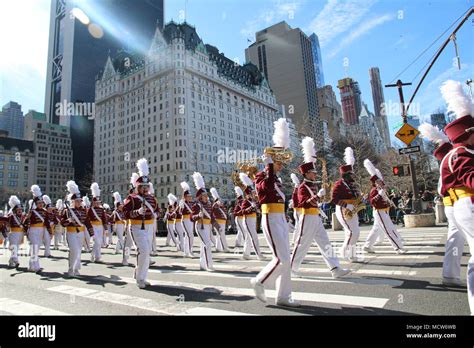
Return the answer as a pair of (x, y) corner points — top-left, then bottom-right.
(181, 307), (255, 315)
(0, 297), (69, 315)
(116, 276), (389, 308)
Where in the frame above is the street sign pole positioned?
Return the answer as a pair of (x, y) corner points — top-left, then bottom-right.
(385, 80), (422, 213)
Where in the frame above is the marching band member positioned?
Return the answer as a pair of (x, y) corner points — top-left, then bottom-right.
(250, 118), (299, 307)
(24, 185), (51, 273)
(122, 158), (158, 288)
(173, 192), (187, 256)
(123, 174), (139, 265)
(331, 147), (363, 262)
(42, 195), (54, 257)
(439, 80), (474, 313)
(290, 173), (301, 246)
(149, 183), (159, 256)
(191, 172), (215, 271)
(363, 159), (406, 254)
(112, 192), (126, 254)
(233, 186), (245, 248)
(239, 172), (264, 260)
(4, 196), (26, 268)
(179, 181), (195, 258)
(419, 122), (465, 286)
(165, 196), (178, 249)
(103, 203), (114, 247)
(61, 181), (94, 277)
(210, 187), (230, 253)
(54, 199), (65, 249)
(82, 196), (92, 253)
(88, 183), (108, 263)
(291, 137), (351, 279)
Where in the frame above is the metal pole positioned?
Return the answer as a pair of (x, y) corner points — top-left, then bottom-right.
(409, 155), (421, 213)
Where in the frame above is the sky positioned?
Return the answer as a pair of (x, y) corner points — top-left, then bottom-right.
(0, 0), (473, 143)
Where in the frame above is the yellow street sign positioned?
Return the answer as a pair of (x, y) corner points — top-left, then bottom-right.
(395, 123), (420, 146)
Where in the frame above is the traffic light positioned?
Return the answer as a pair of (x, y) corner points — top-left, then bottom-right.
(392, 165), (411, 177)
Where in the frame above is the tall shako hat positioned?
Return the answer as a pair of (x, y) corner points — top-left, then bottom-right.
(42, 195), (52, 208)
(210, 188), (220, 201)
(30, 185), (43, 206)
(113, 192), (122, 208)
(180, 181), (191, 197)
(239, 172), (254, 195)
(90, 182), (101, 202)
(234, 186), (244, 198)
(167, 193), (177, 207)
(339, 147), (355, 175)
(290, 173), (300, 188)
(298, 136), (317, 175)
(82, 195), (91, 208)
(192, 172), (206, 199)
(56, 199), (64, 211)
(8, 195), (21, 213)
(418, 123), (452, 161)
(136, 158), (150, 185)
(66, 180), (81, 201)
(440, 80), (474, 143)
(364, 159), (383, 184)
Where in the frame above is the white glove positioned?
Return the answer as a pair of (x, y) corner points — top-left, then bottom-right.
(377, 189), (384, 196)
(345, 204), (354, 210)
(262, 154), (273, 165)
(138, 207), (145, 215)
(198, 212), (204, 218)
(317, 188), (326, 198)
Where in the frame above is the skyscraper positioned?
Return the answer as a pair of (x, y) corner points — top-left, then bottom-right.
(309, 33), (325, 88)
(44, 0), (164, 183)
(245, 21), (323, 149)
(337, 77), (362, 125)
(369, 67), (391, 148)
(430, 113), (447, 130)
(0, 101), (24, 139)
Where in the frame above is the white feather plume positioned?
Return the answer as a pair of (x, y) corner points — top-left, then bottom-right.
(375, 168), (384, 181)
(290, 173), (300, 187)
(234, 186), (244, 197)
(42, 195), (51, 205)
(90, 182), (101, 198)
(56, 199), (64, 210)
(210, 187), (220, 200)
(66, 180), (80, 195)
(344, 147), (355, 166)
(149, 182), (155, 195)
(83, 196), (90, 208)
(364, 159), (378, 178)
(167, 193), (177, 205)
(192, 172), (205, 190)
(180, 181), (190, 192)
(130, 173), (139, 187)
(8, 195), (20, 209)
(418, 123), (449, 145)
(103, 203), (110, 210)
(272, 118), (290, 149)
(301, 136), (316, 163)
(113, 192), (122, 205)
(136, 158), (149, 177)
(440, 80), (473, 119)
(30, 184), (42, 198)
(239, 173), (253, 188)
(28, 199), (33, 209)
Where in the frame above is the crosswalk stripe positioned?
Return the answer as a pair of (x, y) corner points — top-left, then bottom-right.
(116, 276), (389, 308)
(0, 297), (69, 315)
(181, 307), (255, 315)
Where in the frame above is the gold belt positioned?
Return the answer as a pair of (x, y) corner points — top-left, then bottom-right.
(301, 207), (320, 215)
(261, 203), (285, 214)
(10, 227), (23, 232)
(294, 207), (302, 213)
(67, 226), (85, 232)
(182, 214), (191, 219)
(245, 213), (257, 218)
(376, 208), (390, 213)
(30, 223), (45, 228)
(340, 199), (356, 204)
(216, 219), (226, 224)
(91, 220), (103, 226)
(443, 196), (453, 207)
(197, 218), (211, 225)
(175, 218), (182, 222)
(130, 219), (154, 225)
(447, 187), (474, 203)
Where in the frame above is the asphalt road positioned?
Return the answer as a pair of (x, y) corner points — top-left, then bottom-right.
(0, 223), (470, 316)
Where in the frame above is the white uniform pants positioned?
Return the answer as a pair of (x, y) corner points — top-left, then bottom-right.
(166, 222), (177, 246)
(54, 224), (64, 248)
(8, 231), (23, 265)
(335, 205), (360, 259)
(150, 218), (158, 253)
(107, 225), (114, 245)
(443, 206), (465, 280)
(28, 227), (44, 271)
(215, 222), (229, 252)
(42, 228), (52, 256)
(67, 231), (84, 274)
(452, 197), (474, 315)
(291, 213), (340, 272)
(195, 222), (213, 270)
(235, 217), (245, 247)
(174, 221), (185, 253)
(115, 223), (125, 253)
(122, 224), (134, 263)
(182, 219), (194, 256)
(365, 210), (404, 251)
(242, 216), (262, 257)
(83, 230), (91, 252)
(92, 225), (104, 261)
(292, 210), (301, 244)
(130, 223), (152, 282)
(256, 213), (292, 303)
